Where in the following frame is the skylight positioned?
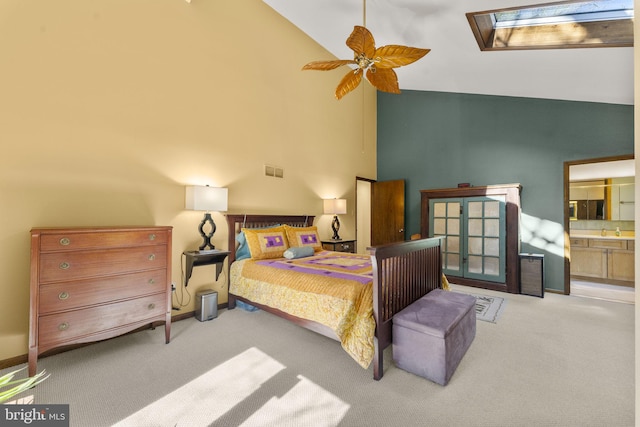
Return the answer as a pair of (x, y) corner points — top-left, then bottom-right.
(467, 0), (634, 50)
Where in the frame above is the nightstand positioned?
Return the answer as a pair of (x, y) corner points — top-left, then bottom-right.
(183, 250), (231, 287)
(321, 239), (356, 253)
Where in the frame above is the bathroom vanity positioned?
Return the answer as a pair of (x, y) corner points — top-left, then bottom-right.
(570, 232), (635, 286)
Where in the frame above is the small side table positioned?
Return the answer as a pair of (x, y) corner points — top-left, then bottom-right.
(183, 250), (231, 287)
(321, 239), (356, 253)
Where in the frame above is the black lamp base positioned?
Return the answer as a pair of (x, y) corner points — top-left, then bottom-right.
(331, 215), (341, 240)
(198, 212), (216, 251)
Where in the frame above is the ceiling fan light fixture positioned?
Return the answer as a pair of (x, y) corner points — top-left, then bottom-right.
(302, 25), (431, 99)
(302, 25), (430, 100)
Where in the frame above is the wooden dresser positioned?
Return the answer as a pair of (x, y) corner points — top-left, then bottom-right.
(29, 226), (172, 376)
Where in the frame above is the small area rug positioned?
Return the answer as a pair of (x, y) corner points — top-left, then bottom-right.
(467, 293), (506, 323)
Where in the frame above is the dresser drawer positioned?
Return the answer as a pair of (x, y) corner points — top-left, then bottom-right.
(39, 229), (168, 252)
(39, 245), (167, 283)
(38, 293), (167, 347)
(39, 268), (168, 314)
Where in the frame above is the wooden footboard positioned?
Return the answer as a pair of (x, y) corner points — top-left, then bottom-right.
(225, 214), (442, 380)
(369, 237), (443, 380)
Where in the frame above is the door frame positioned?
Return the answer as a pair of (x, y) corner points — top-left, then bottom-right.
(356, 176), (375, 253)
(563, 154), (635, 295)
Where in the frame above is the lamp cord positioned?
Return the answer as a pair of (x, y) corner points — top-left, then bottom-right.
(174, 253), (227, 311)
(173, 254), (193, 310)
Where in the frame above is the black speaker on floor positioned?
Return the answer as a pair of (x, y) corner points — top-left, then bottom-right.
(520, 253), (544, 298)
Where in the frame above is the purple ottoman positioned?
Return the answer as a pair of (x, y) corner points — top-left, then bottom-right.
(392, 289), (476, 385)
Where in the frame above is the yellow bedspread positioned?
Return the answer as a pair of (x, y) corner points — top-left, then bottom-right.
(229, 251), (375, 369)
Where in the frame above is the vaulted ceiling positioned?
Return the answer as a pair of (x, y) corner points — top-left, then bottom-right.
(264, 0), (633, 105)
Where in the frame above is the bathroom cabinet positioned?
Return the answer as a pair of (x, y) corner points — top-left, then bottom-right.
(570, 237), (634, 285)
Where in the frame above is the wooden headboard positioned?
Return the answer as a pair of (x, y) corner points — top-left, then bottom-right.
(225, 214), (316, 265)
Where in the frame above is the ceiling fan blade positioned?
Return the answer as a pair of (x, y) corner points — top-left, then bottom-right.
(302, 59), (356, 71)
(335, 69), (363, 100)
(366, 68), (400, 94)
(346, 26), (376, 58)
(302, 22), (430, 100)
(373, 45), (431, 69)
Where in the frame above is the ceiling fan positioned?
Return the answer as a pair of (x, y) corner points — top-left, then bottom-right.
(302, 24), (430, 100)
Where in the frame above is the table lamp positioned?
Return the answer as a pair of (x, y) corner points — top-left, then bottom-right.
(185, 185), (228, 251)
(323, 198), (347, 240)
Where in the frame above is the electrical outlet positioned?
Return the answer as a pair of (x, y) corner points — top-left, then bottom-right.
(171, 282), (176, 292)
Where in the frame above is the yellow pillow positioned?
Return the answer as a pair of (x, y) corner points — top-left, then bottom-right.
(284, 225), (323, 252)
(243, 226), (289, 259)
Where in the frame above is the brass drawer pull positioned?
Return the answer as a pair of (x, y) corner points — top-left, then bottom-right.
(148, 303), (155, 310)
(59, 237), (71, 246)
(148, 254), (156, 261)
(148, 278), (155, 285)
(149, 234), (156, 241)
(59, 262), (70, 270)
(58, 291), (69, 300)
(58, 322), (69, 331)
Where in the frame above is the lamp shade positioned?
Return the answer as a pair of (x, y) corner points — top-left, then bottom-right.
(323, 198), (347, 215)
(185, 186), (228, 212)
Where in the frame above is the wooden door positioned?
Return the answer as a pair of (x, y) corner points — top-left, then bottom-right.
(371, 179), (405, 246)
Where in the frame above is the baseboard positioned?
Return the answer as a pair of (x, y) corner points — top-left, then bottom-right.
(0, 354), (27, 371)
(0, 308), (209, 371)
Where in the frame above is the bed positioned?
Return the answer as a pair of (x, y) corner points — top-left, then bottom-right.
(225, 214), (443, 380)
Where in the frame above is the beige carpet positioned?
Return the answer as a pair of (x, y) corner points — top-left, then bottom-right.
(570, 279), (635, 304)
(2, 284), (635, 426)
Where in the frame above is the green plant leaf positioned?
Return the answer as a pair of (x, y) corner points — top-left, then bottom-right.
(0, 368), (49, 403)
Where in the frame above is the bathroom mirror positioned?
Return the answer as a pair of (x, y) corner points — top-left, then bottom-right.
(569, 178), (634, 220)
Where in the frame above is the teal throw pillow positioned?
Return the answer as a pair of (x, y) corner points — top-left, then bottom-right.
(283, 246), (315, 259)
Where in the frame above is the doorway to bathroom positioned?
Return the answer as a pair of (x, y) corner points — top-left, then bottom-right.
(564, 155), (635, 303)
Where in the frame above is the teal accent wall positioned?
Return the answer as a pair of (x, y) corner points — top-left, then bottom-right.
(377, 90), (634, 292)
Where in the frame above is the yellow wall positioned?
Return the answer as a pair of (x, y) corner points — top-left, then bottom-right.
(0, 0), (377, 361)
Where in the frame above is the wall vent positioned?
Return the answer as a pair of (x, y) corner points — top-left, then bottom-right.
(265, 165), (284, 178)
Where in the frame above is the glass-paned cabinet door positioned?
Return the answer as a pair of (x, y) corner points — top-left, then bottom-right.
(429, 198), (463, 275)
(463, 196), (506, 283)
